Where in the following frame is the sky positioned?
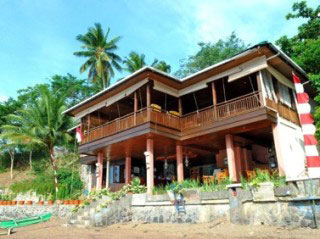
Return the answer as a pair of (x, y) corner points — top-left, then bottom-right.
(0, 0), (318, 102)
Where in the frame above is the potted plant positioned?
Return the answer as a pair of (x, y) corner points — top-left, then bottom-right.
(26, 200), (33, 205)
(18, 201), (25, 205)
(12, 200), (17, 205)
(48, 194), (54, 205)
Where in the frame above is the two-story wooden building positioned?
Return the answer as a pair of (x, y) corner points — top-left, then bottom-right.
(64, 42), (319, 194)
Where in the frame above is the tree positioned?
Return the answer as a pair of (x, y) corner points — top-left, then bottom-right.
(175, 32), (248, 78)
(123, 51), (172, 74)
(17, 74), (99, 108)
(0, 85), (73, 196)
(0, 142), (17, 179)
(74, 23), (122, 89)
(123, 51), (147, 74)
(276, 1), (320, 137)
(153, 60), (171, 73)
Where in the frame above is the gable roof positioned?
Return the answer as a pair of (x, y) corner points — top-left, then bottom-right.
(63, 42), (308, 116)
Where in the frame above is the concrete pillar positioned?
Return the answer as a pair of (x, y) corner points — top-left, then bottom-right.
(176, 145), (184, 182)
(105, 159), (110, 188)
(226, 134), (238, 182)
(125, 156), (132, 184)
(87, 164), (93, 193)
(96, 151), (104, 190)
(272, 124), (286, 176)
(145, 138), (154, 194)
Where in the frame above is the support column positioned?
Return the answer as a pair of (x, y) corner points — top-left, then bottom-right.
(178, 98), (183, 116)
(211, 81), (217, 119)
(134, 91), (138, 125)
(96, 151), (104, 190)
(176, 145), (184, 182)
(146, 83), (151, 121)
(225, 134), (238, 182)
(272, 123), (286, 176)
(256, 71), (266, 106)
(145, 138), (154, 194)
(125, 155), (132, 184)
(105, 159), (110, 188)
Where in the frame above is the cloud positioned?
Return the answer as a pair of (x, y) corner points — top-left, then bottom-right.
(0, 93), (8, 102)
(164, 0), (312, 48)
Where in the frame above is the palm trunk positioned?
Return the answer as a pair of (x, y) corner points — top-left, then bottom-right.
(9, 151), (14, 180)
(29, 151), (33, 171)
(49, 150), (59, 198)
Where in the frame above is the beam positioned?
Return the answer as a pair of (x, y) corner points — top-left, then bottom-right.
(105, 158), (110, 188)
(147, 83), (152, 120)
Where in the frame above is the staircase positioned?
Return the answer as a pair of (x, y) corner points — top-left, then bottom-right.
(65, 196), (132, 228)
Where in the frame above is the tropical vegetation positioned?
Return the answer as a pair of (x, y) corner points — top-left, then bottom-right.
(0, 1), (319, 199)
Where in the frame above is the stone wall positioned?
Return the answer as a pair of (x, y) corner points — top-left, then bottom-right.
(0, 205), (72, 220)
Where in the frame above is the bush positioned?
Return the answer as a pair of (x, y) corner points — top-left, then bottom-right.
(10, 168), (83, 200)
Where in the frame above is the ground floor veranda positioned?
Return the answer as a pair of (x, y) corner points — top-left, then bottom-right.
(81, 119), (286, 194)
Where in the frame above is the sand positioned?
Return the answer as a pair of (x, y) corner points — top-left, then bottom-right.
(1, 217), (320, 239)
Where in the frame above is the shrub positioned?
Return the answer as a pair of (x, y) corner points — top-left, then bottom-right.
(10, 168), (83, 200)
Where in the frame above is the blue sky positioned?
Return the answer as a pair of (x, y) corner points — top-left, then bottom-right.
(0, 0), (318, 101)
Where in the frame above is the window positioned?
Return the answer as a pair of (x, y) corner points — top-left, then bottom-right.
(261, 70), (277, 101)
(278, 82), (292, 107)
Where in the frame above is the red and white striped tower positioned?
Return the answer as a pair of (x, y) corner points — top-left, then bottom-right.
(293, 72), (320, 178)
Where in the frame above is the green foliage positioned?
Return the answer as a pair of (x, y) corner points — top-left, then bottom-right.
(122, 51), (171, 74)
(10, 168), (83, 200)
(152, 185), (167, 195)
(74, 23), (122, 89)
(122, 177), (147, 194)
(249, 169), (286, 188)
(175, 32), (248, 78)
(276, 1), (320, 138)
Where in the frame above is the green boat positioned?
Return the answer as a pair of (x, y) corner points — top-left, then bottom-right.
(0, 213), (52, 235)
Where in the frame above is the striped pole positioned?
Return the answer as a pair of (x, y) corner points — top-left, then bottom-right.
(293, 72), (320, 178)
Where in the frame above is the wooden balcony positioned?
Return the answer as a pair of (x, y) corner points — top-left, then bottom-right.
(81, 92), (285, 145)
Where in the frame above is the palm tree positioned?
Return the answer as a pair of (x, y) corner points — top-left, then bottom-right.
(154, 60), (171, 73)
(74, 23), (122, 89)
(0, 86), (72, 196)
(123, 51), (147, 73)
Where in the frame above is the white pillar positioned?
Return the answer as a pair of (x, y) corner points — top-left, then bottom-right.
(105, 159), (110, 188)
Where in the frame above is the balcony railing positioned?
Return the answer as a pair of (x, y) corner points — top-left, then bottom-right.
(81, 92), (264, 144)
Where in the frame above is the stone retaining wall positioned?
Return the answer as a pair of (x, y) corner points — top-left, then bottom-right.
(0, 205), (72, 220)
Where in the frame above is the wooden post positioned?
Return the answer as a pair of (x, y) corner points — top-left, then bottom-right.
(96, 151), (104, 190)
(176, 145), (184, 182)
(134, 91), (138, 125)
(211, 81), (218, 119)
(225, 134), (237, 182)
(256, 71), (266, 106)
(145, 138), (154, 194)
(178, 98), (183, 116)
(146, 83), (151, 121)
(125, 155), (132, 184)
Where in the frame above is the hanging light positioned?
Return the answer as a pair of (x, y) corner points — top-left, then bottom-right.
(185, 155), (189, 167)
(164, 159), (168, 170)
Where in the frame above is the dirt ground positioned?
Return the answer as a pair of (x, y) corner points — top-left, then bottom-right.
(0, 170), (33, 189)
(2, 217), (320, 239)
